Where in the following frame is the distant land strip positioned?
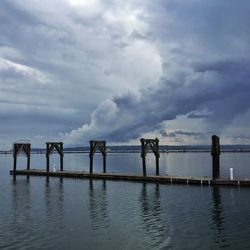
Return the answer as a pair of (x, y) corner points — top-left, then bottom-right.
(1, 145), (250, 154)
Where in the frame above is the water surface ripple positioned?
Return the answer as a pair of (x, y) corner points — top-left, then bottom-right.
(1, 153), (250, 249)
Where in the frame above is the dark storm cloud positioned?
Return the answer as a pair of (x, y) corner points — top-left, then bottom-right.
(65, 57), (250, 144)
(187, 112), (210, 119)
(0, 0), (250, 146)
(160, 130), (203, 138)
(232, 135), (250, 142)
(0, 1), (38, 26)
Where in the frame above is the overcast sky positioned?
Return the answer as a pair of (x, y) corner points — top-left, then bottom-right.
(0, 0), (249, 148)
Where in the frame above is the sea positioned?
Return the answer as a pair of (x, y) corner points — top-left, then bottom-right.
(1, 152), (250, 250)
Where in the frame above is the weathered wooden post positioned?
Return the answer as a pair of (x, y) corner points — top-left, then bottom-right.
(89, 140), (107, 174)
(27, 152), (30, 170)
(13, 143), (31, 171)
(140, 138), (160, 176)
(103, 141), (106, 173)
(141, 139), (147, 176)
(89, 142), (94, 174)
(59, 142), (63, 171)
(46, 143), (50, 172)
(46, 142), (64, 172)
(13, 144), (17, 171)
(211, 135), (220, 180)
(155, 138), (160, 175)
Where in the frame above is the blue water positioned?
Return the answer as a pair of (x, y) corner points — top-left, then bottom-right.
(1, 152), (250, 249)
(12, 151), (250, 178)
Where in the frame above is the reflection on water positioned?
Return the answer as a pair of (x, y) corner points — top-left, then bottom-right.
(211, 186), (229, 248)
(139, 183), (170, 249)
(2, 153), (250, 249)
(12, 179), (31, 249)
(140, 183), (164, 236)
(45, 177), (64, 217)
(89, 180), (110, 233)
(211, 187), (224, 232)
(12, 173), (30, 183)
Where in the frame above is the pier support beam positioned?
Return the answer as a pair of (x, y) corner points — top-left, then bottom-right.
(211, 135), (220, 180)
(13, 143), (31, 171)
(89, 140), (107, 174)
(140, 138), (160, 176)
(46, 142), (64, 172)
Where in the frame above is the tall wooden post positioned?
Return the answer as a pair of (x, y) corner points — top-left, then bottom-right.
(59, 142), (64, 171)
(103, 155), (106, 173)
(141, 139), (147, 176)
(211, 135), (220, 180)
(103, 141), (106, 173)
(89, 140), (107, 174)
(13, 144), (17, 171)
(27, 155), (30, 170)
(46, 143), (50, 172)
(90, 157), (93, 174)
(89, 142), (93, 174)
(155, 138), (159, 176)
(13, 156), (17, 171)
(142, 157), (146, 176)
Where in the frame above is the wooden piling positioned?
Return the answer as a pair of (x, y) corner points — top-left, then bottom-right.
(155, 139), (159, 175)
(103, 155), (106, 173)
(211, 135), (220, 180)
(46, 143), (49, 172)
(13, 155), (17, 171)
(27, 155), (30, 170)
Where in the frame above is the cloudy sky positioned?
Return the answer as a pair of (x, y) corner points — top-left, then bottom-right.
(0, 0), (249, 148)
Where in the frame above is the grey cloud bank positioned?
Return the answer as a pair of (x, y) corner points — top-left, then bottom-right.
(0, 0), (249, 147)
(64, 58), (250, 145)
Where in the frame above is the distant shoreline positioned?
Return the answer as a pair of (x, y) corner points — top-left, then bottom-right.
(2, 149), (250, 154)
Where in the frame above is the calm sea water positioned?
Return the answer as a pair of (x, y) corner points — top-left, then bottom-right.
(1, 152), (250, 249)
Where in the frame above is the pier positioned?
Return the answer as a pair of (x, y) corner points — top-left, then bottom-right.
(9, 169), (250, 187)
(9, 136), (250, 187)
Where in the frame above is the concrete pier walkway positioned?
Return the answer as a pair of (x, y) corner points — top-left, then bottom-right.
(10, 169), (250, 187)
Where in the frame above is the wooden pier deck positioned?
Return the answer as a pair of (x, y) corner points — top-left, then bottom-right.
(10, 169), (250, 187)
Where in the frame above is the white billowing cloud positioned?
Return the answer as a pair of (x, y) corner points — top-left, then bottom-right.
(102, 4), (148, 36)
(63, 98), (135, 144)
(121, 41), (162, 88)
(0, 46), (23, 60)
(5, 0), (161, 92)
(68, 0), (104, 17)
(69, 0), (99, 7)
